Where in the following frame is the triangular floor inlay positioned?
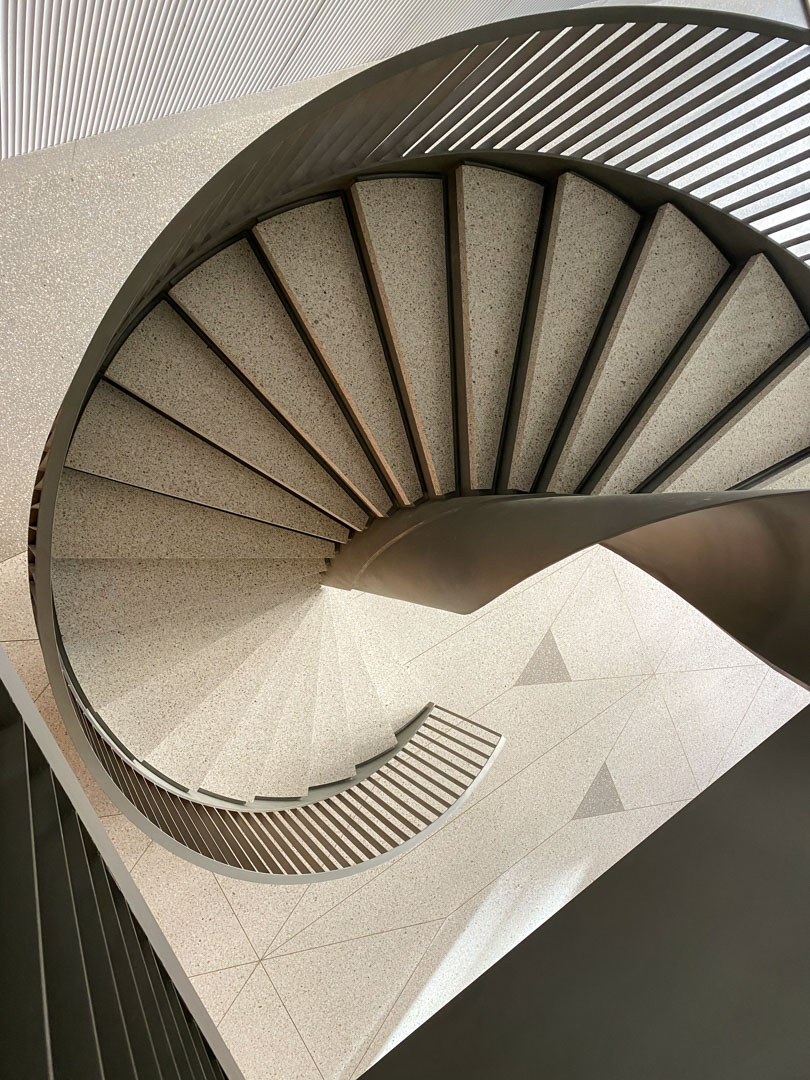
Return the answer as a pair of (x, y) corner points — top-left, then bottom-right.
(573, 764), (624, 820)
(517, 630), (571, 686)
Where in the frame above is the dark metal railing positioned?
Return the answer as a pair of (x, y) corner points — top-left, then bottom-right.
(62, 671), (501, 880)
(0, 647), (243, 1080)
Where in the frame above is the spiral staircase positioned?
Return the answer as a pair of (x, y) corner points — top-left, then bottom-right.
(10, 6), (810, 1077)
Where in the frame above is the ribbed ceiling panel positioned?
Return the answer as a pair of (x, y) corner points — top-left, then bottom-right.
(0, 0), (592, 159)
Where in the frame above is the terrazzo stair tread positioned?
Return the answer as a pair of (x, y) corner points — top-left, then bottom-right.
(352, 177), (455, 495)
(145, 591), (322, 790)
(457, 164), (544, 491)
(329, 596), (399, 765)
(105, 302), (366, 530)
(199, 602), (325, 800)
(52, 470), (335, 561)
(252, 604), (326, 800)
(332, 596), (428, 732)
(63, 581), (323, 759)
(66, 381), (348, 542)
(753, 457), (810, 489)
(99, 586), (324, 761)
(254, 198), (423, 504)
(508, 173), (639, 492)
(169, 240), (391, 515)
(600, 253), (810, 494)
(549, 203), (729, 494)
(51, 557), (327, 637)
(662, 339), (810, 492)
(306, 605), (355, 788)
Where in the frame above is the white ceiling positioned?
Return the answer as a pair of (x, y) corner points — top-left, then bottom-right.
(0, 0), (596, 159)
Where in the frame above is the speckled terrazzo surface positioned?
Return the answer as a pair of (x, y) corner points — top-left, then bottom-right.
(509, 172), (638, 492)
(355, 177), (456, 495)
(256, 198), (422, 503)
(552, 203), (729, 494)
(171, 240), (390, 514)
(106, 303), (367, 529)
(602, 254), (809, 494)
(665, 344), (810, 491)
(460, 165), (543, 490)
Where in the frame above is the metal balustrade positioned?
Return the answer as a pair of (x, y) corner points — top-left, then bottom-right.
(0, 647), (242, 1079)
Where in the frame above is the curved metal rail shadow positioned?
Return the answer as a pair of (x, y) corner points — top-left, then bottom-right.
(324, 490), (810, 688)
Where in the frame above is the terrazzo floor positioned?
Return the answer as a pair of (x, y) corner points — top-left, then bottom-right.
(3, 542), (808, 1080)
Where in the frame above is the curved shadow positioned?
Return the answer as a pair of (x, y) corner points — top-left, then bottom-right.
(324, 490), (810, 688)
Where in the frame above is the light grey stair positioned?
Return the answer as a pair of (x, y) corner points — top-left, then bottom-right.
(353, 176), (455, 495)
(169, 239), (391, 515)
(307, 604), (354, 788)
(52, 556), (327, 637)
(665, 341), (810, 491)
(64, 580), (322, 758)
(254, 603), (325, 799)
(254, 198), (422, 504)
(146, 590), (321, 790)
(200, 601), (324, 800)
(601, 254), (809, 493)
(457, 164), (543, 490)
(550, 203), (729, 493)
(67, 380), (348, 541)
(106, 302), (367, 529)
(53, 470), (335, 560)
(332, 591), (428, 733)
(329, 593), (398, 765)
(508, 173), (638, 492)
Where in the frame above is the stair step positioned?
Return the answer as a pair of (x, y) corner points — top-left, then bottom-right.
(329, 592), (398, 765)
(253, 605), (325, 800)
(106, 302), (366, 529)
(200, 602), (324, 800)
(455, 164), (544, 491)
(146, 590), (321, 790)
(352, 177), (455, 495)
(66, 580), (322, 760)
(255, 198), (422, 504)
(550, 203), (729, 493)
(508, 172), (638, 492)
(52, 556), (326, 638)
(307, 604), (354, 789)
(601, 253), (809, 493)
(169, 239), (390, 515)
(665, 339), (810, 492)
(332, 592), (427, 734)
(53, 470), (335, 560)
(67, 380), (348, 542)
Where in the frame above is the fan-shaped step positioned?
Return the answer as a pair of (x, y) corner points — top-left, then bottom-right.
(351, 176), (455, 496)
(600, 253), (809, 493)
(52, 556), (327, 637)
(53, 471), (335, 560)
(200, 601), (325, 800)
(105, 302), (367, 530)
(507, 172), (638, 492)
(659, 336), (810, 492)
(169, 239), (391, 516)
(330, 595), (398, 766)
(307, 601), (355, 788)
(254, 197), (422, 504)
(66, 380), (348, 541)
(547, 202), (729, 493)
(452, 163), (544, 491)
(63, 577), (323, 760)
